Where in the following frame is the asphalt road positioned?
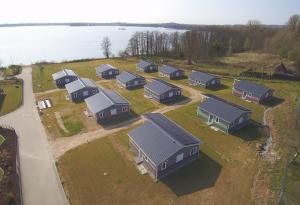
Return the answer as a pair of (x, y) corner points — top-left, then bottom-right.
(0, 67), (68, 205)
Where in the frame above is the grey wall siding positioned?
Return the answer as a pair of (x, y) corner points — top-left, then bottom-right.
(170, 70), (184, 79)
(125, 78), (146, 89)
(97, 69), (119, 79)
(95, 104), (130, 121)
(55, 76), (77, 88)
(160, 88), (182, 102)
(189, 78), (220, 89)
(228, 112), (251, 133)
(70, 87), (99, 102)
(157, 145), (200, 180)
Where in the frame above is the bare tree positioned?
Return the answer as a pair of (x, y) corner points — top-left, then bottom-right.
(101, 36), (112, 58)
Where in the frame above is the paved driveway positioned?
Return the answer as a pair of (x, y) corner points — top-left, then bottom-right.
(0, 67), (68, 205)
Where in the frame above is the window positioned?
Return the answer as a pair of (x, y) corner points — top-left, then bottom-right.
(176, 153), (184, 163)
(162, 161), (167, 170)
(122, 106), (128, 112)
(134, 80), (139, 85)
(92, 89), (97, 94)
(190, 147), (198, 156)
(177, 90), (181, 95)
(248, 93), (252, 97)
(83, 90), (89, 96)
(169, 92), (173, 97)
(239, 116), (244, 124)
(176, 72), (179, 76)
(110, 109), (117, 115)
(215, 117), (219, 123)
(65, 78), (70, 83)
(109, 71), (112, 75)
(73, 93), (78, 98)
(99, 113), (104, 118)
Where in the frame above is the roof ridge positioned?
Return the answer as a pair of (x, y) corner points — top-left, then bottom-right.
(63, 69), (68, 76)
(78, 77), (87, 87)
(100, 89), (115, 105)
(144, 114), (185, 147)
(205, 94), (251, 112)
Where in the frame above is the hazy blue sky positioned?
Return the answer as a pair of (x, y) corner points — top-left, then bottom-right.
(1, 0), (299, 24)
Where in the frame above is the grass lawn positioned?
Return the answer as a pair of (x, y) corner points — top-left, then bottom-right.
(0, 134), (5, 146)
(0, 80), (23, 116)
(0, 167), (4, 181)
(98, 80), (162, 114)
(36, 90), (92, 138)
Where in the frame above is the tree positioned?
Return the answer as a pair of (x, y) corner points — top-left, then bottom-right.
(101, 36), (112, 58)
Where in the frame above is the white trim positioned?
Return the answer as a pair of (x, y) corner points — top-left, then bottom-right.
(162, 161), (167, 170)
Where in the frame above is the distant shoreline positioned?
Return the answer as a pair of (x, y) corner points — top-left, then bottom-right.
(0, 22), (192, 30)
(0, 22), (284, 29)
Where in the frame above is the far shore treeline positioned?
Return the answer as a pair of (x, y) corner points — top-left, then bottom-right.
(120, 15), (300, 69)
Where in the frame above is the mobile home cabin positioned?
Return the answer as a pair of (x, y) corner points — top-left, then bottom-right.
(128, 113), (201, 181)
(137, 60), (158, 73)
(85, 89), (130, 122)
(159, 65), (184, 79)
(52, 69), (78, 88)
(116, 71), (146, 89)
(65, 77), (99, 102)
(233, 80), (273, 103)
(95, 64), (119, 79)
(197, 95), (252, 133)
(144, 79), (182, 103)
(189, 70), (221, 89)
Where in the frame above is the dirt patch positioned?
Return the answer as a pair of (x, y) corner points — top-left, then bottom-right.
(54, 112), (69, 133)
(108, 136), (133, 162)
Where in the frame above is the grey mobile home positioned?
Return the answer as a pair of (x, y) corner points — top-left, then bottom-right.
(189, 70), (221, 89)
(137, 60), (158, 73)
(116, 71), (146, 89)
(144, 79), (182, 103)
(52, 69), (78, 88)
(128, 113), (201, 181)
(233, 80), (273, 103)
(159, 65), (184, 79)
(85, 88), (130, 122)
(65, 77), (99, 102)
(197, 95), (252, 133)
(95, 64), (119, 79)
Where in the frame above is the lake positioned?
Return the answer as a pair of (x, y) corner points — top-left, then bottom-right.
(0, 26), (183, 66)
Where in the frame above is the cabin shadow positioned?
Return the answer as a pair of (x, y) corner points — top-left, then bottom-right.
(233, 120), (266, 141)
(261, 96), (284, 107)
(163, 95), (191, 106)
(98, 110), (140, 129)
(0, 95), (6, 112)
(126, 86), (145, 91)
(209, 84), (230, 91)
(161, 152), (222, 196)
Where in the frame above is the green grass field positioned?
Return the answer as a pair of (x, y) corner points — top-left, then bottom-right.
(0, 80), (23, 116)
(0, 167), (4, 182)
(39, 54), (299, 204)
(0, 135), (5, 146)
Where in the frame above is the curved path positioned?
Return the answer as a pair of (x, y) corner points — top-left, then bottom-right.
(0, 67), (68, 205)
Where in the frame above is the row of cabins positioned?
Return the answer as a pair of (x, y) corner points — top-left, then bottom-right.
(52, 60), (274, 182)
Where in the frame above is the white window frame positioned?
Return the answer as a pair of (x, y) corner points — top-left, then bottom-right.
(122, 106), (128, 112)
(169, 92), (174, 97)
(99, 112), (104, 118)
(239, 116), (244, 124)
(190, 147), (198, 156)
(215, 117), (219, 123)
(110, 109), (117, 116)
(83, 90), (89, 96)
(162, 161), (167, 170)
(176, 153), (184, 163)
(109, 71), (112, 75)
(65, 78), (70, 83)
(73, 93), (78, 98)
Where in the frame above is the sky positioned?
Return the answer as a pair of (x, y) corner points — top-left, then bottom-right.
(1, 0), (299, 25)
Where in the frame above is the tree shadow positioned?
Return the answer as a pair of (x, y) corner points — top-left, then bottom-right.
(261, 96), (285, 107)
(98, 110), (140, 129)
(233, 121), (267, 141)
(161, 152), (222, 196)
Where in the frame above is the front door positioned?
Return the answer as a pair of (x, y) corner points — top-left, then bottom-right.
(208, 114), (214, 124)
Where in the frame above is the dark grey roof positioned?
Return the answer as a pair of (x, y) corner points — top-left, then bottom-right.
(234, 80), (271, 97)
(160, 65), (182, 74)
(85, 89), (129, 114)
(138, 60), (154, 68)
(96, 64), (118, 73)
(189, 71), (219, 83)
(128, 113), (201, 165)
(65, 77), (97, 94)
(199, 95), (251, 123)
(144, 79), (180, 95)
(116, 71), (145, 83)
(52, 69), (77, 80)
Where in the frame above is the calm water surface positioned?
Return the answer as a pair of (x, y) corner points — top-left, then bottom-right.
(0, 26), (183, 66)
